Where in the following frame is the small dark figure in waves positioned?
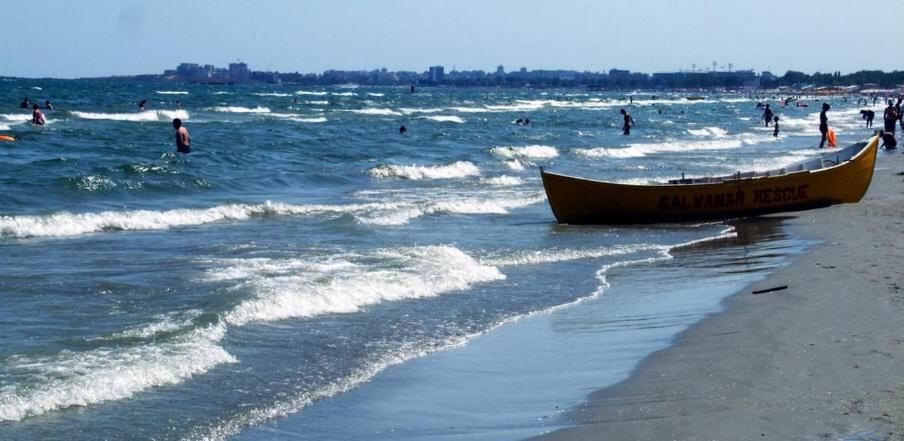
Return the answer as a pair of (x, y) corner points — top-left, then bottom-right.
(819, 103), (830, 148)
(399, 125), (407, 135)
(20, 97), (30, 109)
(773, 116), (780, 137)
(762, 104), (774, 127)
(620, 108), (634, 135)
(44, 100), (53, 110)
(861, 109), (875, 128)
(138, 99), (148, 112)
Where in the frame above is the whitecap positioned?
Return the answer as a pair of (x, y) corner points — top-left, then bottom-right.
(489, 145), (559, 159)
(210, 106), (271, 114)
(155, 91), (189, 95)
(422, 115), (465, 123)
(71, 110), (189, 122)
(368, 161), (480, 180)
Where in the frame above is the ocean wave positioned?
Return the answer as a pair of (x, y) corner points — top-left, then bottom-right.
(219, 246), (505, 326)
(366, 92), (385, 97)
(355, 193), (547, 226)
(287, 117), (327, 123)
(210, 106), (271, 114)
(503, 159), (526, 171)
(0, 124), (10, 130)
(305, 100), (329, 105)
(573, 136), (756, 159)
(1, 114), (34, 122)
(252, 92), (291, 97)
(399, 107), (445, 115)
(481, 244), (667, 266)
(421, 115), (465, 123)
(0, 324), (234, 422)
(479, 175), (524, 186)
(687, 126), (728, 137)
(155, 91), (189, 95)
(345, 108), (402, 116)
(71, 110), (189, 122)
(368, 161), (480, 180)
(0, 201), (402, 239)
(332, 92), (356, 97)
(295, 91), (329, 96)
(489, 145), (559, 159)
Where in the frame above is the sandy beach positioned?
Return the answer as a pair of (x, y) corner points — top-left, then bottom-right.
(536, 149), (904, 441)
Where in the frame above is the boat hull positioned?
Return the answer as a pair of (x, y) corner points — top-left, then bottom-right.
(541, 137), (879, 224)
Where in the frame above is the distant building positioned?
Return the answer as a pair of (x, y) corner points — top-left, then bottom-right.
(495, 65), (505, 76)
(176, 63), (201, 78)
(428, 65), (445, 83)
(229, 62), (251, 81)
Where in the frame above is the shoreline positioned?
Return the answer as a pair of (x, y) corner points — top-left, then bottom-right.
(534, 152), (904, 440)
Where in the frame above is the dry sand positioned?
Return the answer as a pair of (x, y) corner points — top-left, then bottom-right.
(535, 150), (904, 441)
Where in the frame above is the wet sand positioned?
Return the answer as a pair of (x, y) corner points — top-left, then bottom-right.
(536, 151), (904, 441)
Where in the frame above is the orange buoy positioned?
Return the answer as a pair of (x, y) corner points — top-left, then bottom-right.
(0, 135), (16, 142)
(827, 129), (838, 147)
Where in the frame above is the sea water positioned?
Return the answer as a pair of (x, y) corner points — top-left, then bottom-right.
(0, 80), (871, 439)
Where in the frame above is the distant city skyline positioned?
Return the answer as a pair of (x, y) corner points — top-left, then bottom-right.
(2, 0), (900, 79)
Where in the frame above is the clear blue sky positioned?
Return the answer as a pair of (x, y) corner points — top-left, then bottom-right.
(2, 0), (899, 78)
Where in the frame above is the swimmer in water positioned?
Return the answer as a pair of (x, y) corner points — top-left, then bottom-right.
(772, 116), (780, 137)
(32, 104), (46, 125)
(138, 99), (148, 112)
(44, 100), (53, 110)
(172, 118), (191, 153)
(399, 125), (407, 135)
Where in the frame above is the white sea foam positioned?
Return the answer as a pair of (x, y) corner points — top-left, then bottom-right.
(71, 110), (189, 122)
(0, 324), (234, 422)
(368, 161), (480, 180)
(482, 244), (667, 266)
(305, 100), (329, 105)
(366, 92), (385, 97)
(252, 92), (291, 97)
(422, 115), (465, 123)
(101, 310), (204, 340)
(354, 193), (547, 226)
(155, 91), (189, 95)
(332, 92), (356, 97)
(1, 114), (35, 122)
(0, 201), (397, 239)
(0, 124), (10, 130)
(573, 136), (758, 159)
(489, 145), (559, 159)
(287, 117), (327, 123)
(687, 126), (728, 137)
(504, 159), (526, 171)
(295, 91), (329, 96)
(399, 107), (445, 115)
(210, 106), (271, 114)
(479, 175), (524, 186)
(346, 108), (402, 116)
(220, 246), (505, 326)
(213, 91), (231, 95)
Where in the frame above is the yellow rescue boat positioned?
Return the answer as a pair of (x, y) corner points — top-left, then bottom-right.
(541, 136), (879, 224)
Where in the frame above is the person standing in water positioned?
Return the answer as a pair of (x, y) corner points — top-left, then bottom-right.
(172, 118), (190, 153)
(861, 109), (875, 128)
(896, 97), (903, 131)
(620, 108), (634, 135)
(138, 99), (148, 112)
(819, 103), (830, 148)
(762, 104), (774, 127)
(883, 100), (898, 134)
(772, 116), (780, 137)
(32, 104), (46, 125)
